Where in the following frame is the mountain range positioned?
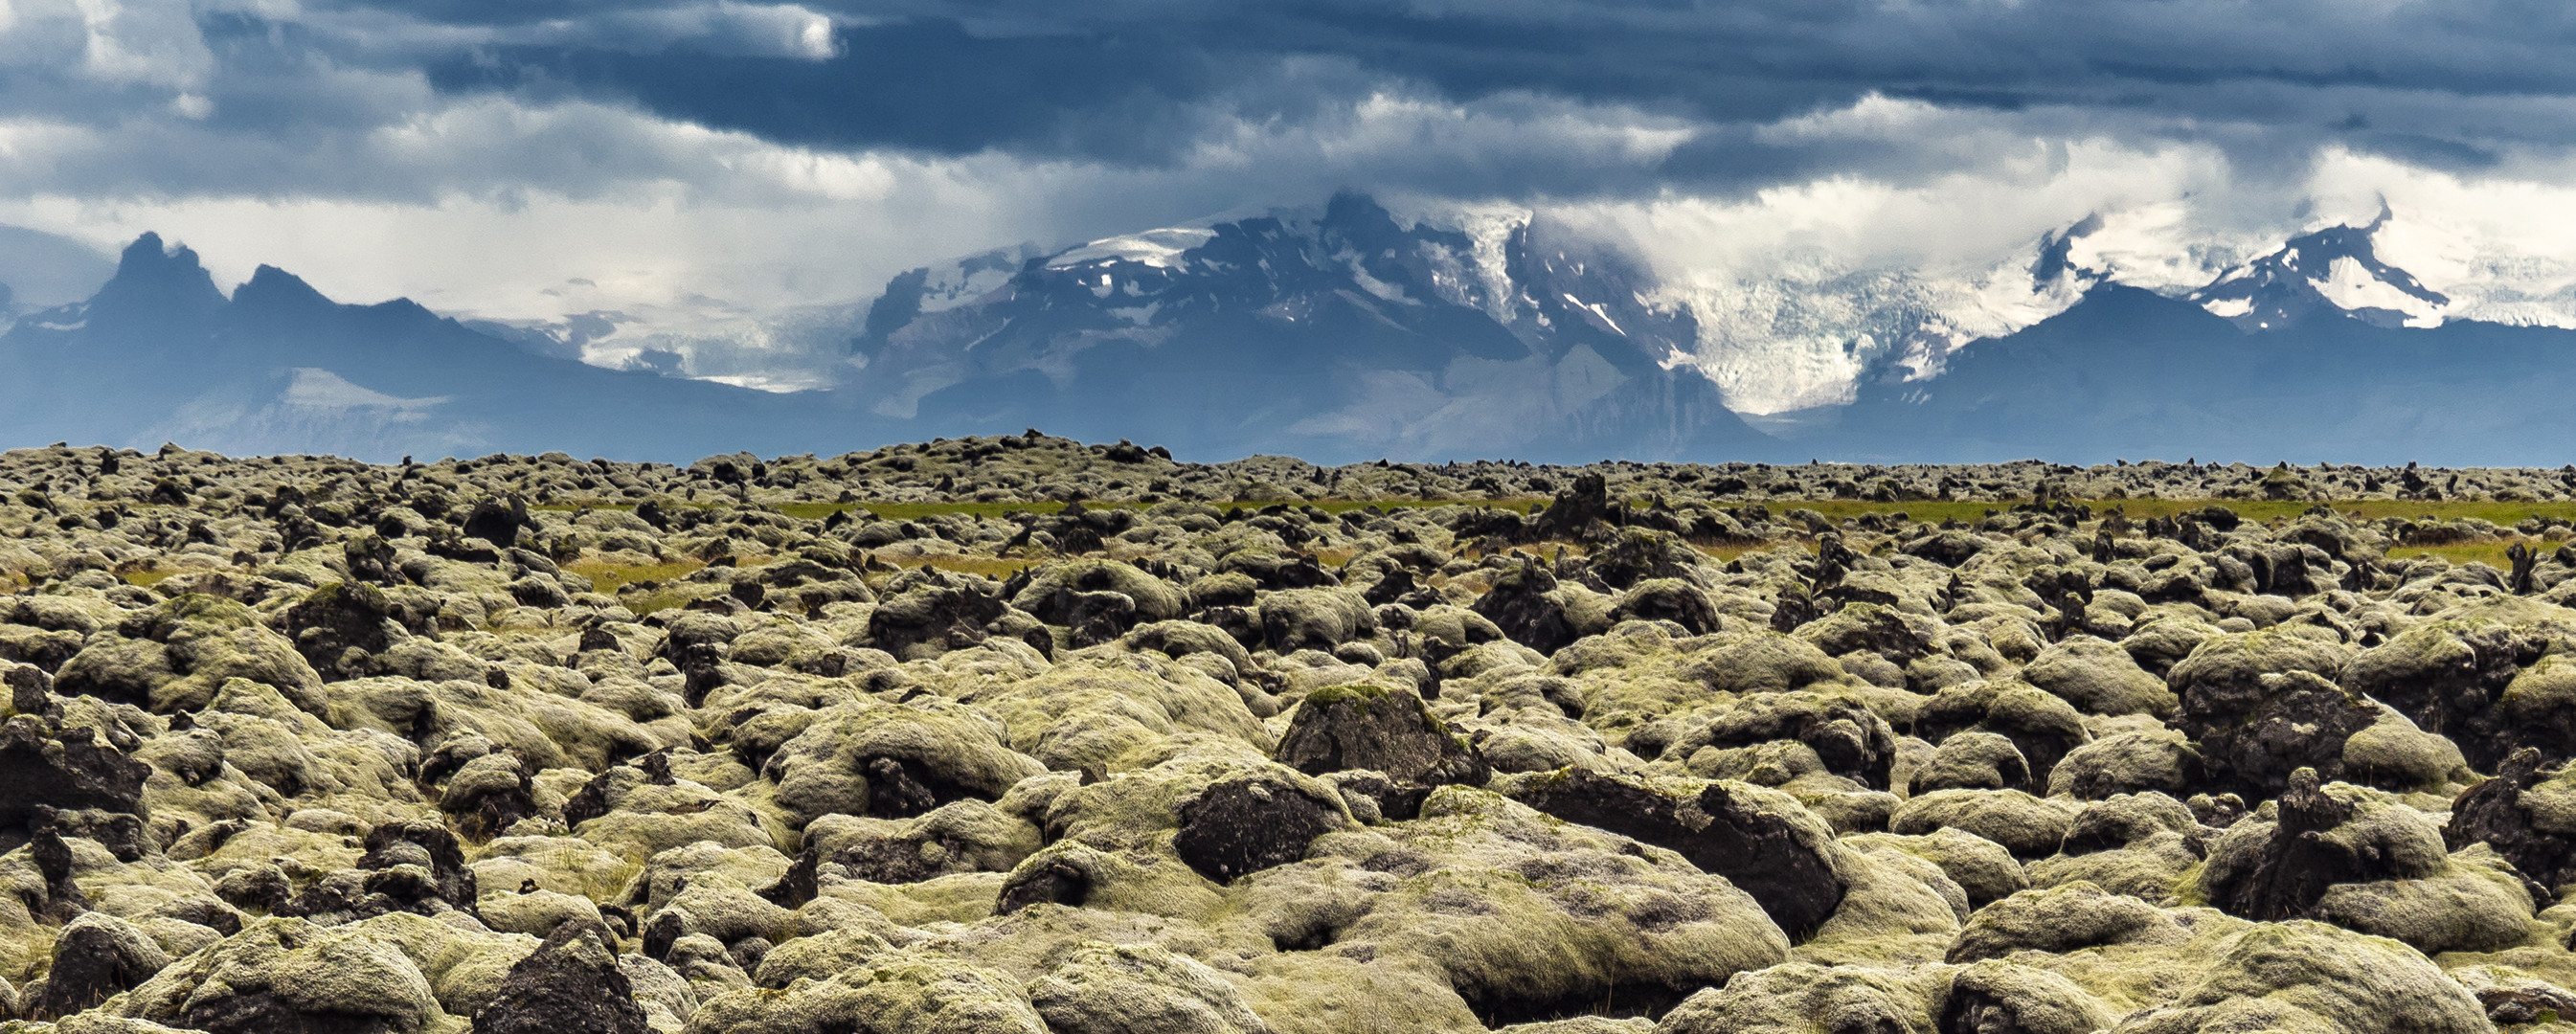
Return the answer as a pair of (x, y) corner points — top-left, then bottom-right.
(4, 196), (2572, 465)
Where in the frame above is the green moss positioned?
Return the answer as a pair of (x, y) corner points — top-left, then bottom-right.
(161, 592), (262, 629)
(1301, 684), (1394, 714)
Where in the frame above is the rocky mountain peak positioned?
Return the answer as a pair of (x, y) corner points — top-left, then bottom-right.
(2187, 207), (2451, 331)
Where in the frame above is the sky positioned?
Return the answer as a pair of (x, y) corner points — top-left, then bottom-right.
(11, 0), (2576, 403)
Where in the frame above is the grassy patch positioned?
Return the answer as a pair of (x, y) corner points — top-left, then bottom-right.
(111, 558), (192, 589)
(882, 555), (1041, 581)
(563, 558), (706, 594)
(1694, 540), (1814, 563)
(622, 592), (696, 618)
(2385, 539), (2555, 569)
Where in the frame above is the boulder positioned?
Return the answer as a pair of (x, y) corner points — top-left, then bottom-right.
(27, 913), (172, 1020)
(1275, 685), (1485, 791)
(2198, 769), (2444, 923)
(0, 715), (149, 830)
(1665, 690), (1900, 791)
(1888, 790), (2076, 859)
(2021, 636), (2177, 718)
(2445, 747), (2576, 892)
(472, 921), (648, 1034)
(2111, 920), (2488, 1034)
(1171, 776), (1344, 884)
(1943, 961), (2116, 1034)
(1507, 769), (1846, 937)
(1947, 882), (2189, 962)
(1027, 942), (1268, 1034)
(1258, 588), (1377, 653)
(763, 700), (1048, 826)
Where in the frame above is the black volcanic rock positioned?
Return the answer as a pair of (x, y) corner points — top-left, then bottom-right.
(2445, 749), (2576, 893)
(0, 716), (149, 830)
(1508, 770), (1845, 938)
(472, 921), (649, 1034)
(1171, 777), (1342, 884)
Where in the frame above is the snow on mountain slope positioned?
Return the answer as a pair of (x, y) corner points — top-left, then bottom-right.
(1655, 249), (2094, 415)
(2187, 209), (2452, 330)
(837, 193), (1769, 460)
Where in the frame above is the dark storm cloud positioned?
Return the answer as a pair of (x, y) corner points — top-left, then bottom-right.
(423, 20), (1230, 161)
(9, 0), (2570, 203)
(353, 0), (2576, 185)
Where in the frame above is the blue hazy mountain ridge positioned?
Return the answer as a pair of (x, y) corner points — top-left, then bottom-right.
(0, 235), (850, 462)
(1817, 281), (2576, 466)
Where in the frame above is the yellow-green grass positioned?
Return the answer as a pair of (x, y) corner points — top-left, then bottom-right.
(117, 569), (183, 589)
(2385, 539), (2559, 570)
(563, 558), (706, 595)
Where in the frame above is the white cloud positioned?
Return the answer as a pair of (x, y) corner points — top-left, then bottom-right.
(71, 0), (213, 89)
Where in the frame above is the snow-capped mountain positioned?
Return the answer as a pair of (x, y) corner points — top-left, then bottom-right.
(840, 193), (1770, 461)
(18, 199), (2576, 464)
(2186, 209), (2452, 331)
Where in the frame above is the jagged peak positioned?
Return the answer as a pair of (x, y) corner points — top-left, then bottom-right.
(87, 232), (227, 324)
(232, 264), (332, 309)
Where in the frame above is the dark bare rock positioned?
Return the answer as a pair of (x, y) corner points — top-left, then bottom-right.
(355, 820), (478, 910)
(1508, 768), (1844, 938)
(757, 844), (822, 907)
(1902, 530), (1990, 568)
(996, 861), (1093, 915)
(436, 750), (544, 840)
(1047, 589), (1139, 647)
(0, 716), (149, 831)
(2176, 660), (2381, 796)
(343, 532), (400, 586)
(1667, 691), (1901, 791)
(2445, 748), (2576, 893)
(1611, 578), (1723, 635)
(6, 662), (57, 716)
(866, 573), (1007, 659)
(2339, 608), (2555, 768)
(2203, 768), (2434, 922)
(561, 751), (675, 830)
(1276, 684), (1486, 788)
(282, 580), (427, 679)
(1473, 561), (1580, 655)
(181, 991), (410, 1034)
(462, 495), (534, 548)
(26, 913), (170, 1020)
(860, 755), (943, 818)
(472, 921), (649, 1034)
(1171, 777), (1343, 884)
(1584, 528), (1702, 590)
(1526, 473), (1612, 541)
(32, 804), (148, 863)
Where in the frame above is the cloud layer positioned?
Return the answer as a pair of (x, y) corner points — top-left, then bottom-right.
(9, 0), (2576, 405)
